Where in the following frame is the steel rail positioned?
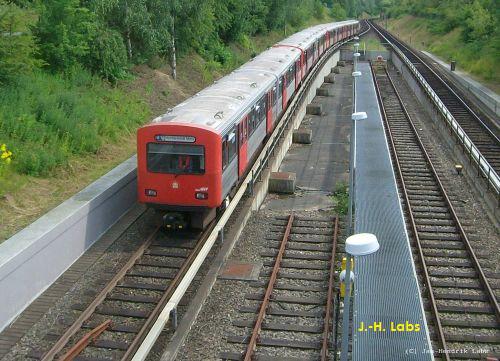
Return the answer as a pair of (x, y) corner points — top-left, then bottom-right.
(320, 217), (339, 361)
(59, 320), (111, 361)
(383, 67), (500, 321)
(371, 65), (450, 360)
(369, 20), (499, 145)
(243, 213), (294, 361)
(41, 225), (162, 361)
(372, 64), (500, 357)
(122, 220), (217, 360)
(368, 20), (500, 198)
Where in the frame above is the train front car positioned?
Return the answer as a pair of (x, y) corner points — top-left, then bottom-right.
(137, 121), (221, 230)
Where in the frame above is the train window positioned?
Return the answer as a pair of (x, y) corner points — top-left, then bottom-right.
(222, 139), (229, 169)
(278, 77), (284, 97)
(257, 95), (267, 123)
(147, 143), (205, 174)
(239, 120), (244, 144)
(248, 108), (257, 136)
(271, 87), (277, 106)
(223, 128), (237, 170)
(227, 129), (237, 163)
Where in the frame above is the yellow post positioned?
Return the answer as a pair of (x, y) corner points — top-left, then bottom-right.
(340, 257), (354, 297)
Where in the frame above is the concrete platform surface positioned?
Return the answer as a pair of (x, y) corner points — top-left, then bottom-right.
(351, 62), (433, 360)
(263, 65), (353, 211)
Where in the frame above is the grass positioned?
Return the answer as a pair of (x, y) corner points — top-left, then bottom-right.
(0, 68), (149, 240)
(0, 69), (149, 179)
(331, 182), (349, 215)
(359, 36), (386, 51)
(384, 15), (500, 92)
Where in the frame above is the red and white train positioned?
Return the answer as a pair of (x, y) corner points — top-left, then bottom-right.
(137, 20), (360, 229)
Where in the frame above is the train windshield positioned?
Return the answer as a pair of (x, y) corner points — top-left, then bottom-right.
(147, 143), (205, 174)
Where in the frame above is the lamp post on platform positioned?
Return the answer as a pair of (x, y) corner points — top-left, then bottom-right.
(340, 233), (380, 361)
(347, 110), (365, 236)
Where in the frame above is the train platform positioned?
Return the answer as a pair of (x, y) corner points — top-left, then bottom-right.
(351, 62), (434, 360)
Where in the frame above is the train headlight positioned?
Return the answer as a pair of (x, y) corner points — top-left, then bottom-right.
(145, 189), (157, 197)
(195, 192), (208, 200)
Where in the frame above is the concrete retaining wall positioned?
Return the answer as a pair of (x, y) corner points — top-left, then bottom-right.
(0, 156), (138, 332)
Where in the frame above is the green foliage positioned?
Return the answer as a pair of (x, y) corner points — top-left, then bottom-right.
(34, 0), (97, 72)
(0, 1), (42, 83)
(0, 69), (149, 176)
(86, 26), (128, 82)
(331, 3), (347, 20)
(332, 182), (349, 215)
(0, 0), (341, 180)
(378, 0), (498, 82)
(462, 0), (495, 42)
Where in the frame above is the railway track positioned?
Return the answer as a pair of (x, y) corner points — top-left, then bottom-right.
(372, 65), (500, 360)
(32, 223), (215, 361)
(369, 20), (500, 176)
(220, 214), (340, 361)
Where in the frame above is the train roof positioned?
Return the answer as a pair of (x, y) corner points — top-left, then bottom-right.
(151, 20), (358, 135)
(277, 20), (358, 50)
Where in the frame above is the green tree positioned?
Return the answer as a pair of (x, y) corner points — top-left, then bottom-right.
(0, 0), (41, 83)
(34, 0), (97, 72)
(331, 3), (347, 19)
(86, 26), (128, 81)
(463, 0), (495, 41)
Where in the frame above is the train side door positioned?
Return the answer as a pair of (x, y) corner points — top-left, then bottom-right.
(295, 59), (301, 89)
(281, 75), (287, 111)
(238, 116), (248, 177)
(266, 90), (273, 133)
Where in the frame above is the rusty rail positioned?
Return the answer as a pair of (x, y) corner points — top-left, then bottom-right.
(42, 219), (218, 361)
(41, 226), (162, 361)
(243, 213), (294, 361)
(122, 221), (217, 360)
(58, 320), (111, 361)
(321, 217), (339, 361)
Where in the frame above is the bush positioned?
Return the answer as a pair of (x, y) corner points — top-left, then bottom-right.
(86, 27), (128, 82)
(0, 70), (149, 176)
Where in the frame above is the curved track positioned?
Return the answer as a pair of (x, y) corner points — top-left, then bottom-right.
(373, 65), (500, 360)
(369, 20), (500, 175)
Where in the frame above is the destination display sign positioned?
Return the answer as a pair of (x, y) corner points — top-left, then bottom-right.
(154, 135), (196, 143)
